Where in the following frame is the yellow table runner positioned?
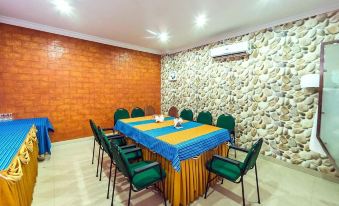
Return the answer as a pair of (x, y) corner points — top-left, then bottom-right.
(158, 124), (221, 144)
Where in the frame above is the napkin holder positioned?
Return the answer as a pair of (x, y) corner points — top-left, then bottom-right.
(154, 115), (165, 123)
(174, 117), (183, 129)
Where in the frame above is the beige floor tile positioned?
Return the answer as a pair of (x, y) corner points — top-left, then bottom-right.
(32, 138), (339, 206)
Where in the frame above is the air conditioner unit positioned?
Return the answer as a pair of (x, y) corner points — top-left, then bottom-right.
(210, 41), (250, 57)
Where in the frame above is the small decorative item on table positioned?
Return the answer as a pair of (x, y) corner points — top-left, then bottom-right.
(154, 114), (165, 123)
(174, 117), (183, 129)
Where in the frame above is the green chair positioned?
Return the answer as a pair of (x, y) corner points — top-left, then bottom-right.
(114, 108), (130, 125)
(180, 108), (194, 121)
(89, 119), (124, 178)
(131, 107), (145, 118)
(197, 111), (213, 125)
(90, 119), (126, 181)
(204, 138), (263, 206)
(216, 114), (237, 157)
(108, 137), (167, 206)
(98, 128), (142, 199)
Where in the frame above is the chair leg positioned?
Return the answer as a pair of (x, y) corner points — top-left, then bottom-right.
(255, 164), (261, 204)
(107, 160), (113, 199)
(241, 176), (245, 206)
(111, 166), (117, 206)
(96, 146), (101, 177)
(128, 182), (132, 206)
(204, 170), (211, 199)
(161, 179), (167, 206)
(99, 148), (104, 181)
(92, 139), (96, 164)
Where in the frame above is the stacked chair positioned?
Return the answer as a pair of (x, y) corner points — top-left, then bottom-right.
(204, 138), (263, 206)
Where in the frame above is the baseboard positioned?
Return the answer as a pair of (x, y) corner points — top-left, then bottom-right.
(52, 136), (93, 146)
(52, 132), (115, 146)
(260, 155), (339, 184)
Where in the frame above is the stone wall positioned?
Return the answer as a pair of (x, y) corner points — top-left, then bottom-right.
(161, 11), (339, 175)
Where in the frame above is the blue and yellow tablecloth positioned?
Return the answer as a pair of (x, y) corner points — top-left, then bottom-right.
(115, 116), (231, 171)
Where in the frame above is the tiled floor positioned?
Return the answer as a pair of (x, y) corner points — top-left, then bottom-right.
(32, 138), (339, 206)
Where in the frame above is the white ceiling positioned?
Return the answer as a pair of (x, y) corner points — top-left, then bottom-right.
(0, 0), (339, 54)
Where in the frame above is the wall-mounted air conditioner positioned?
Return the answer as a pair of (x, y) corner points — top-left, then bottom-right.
(210, 41), (250, 57)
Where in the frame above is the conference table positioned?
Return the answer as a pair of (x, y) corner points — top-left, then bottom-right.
(115, 116), (231, 206)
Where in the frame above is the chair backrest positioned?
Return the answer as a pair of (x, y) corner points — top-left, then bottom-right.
(89, 119), (100, 143)
(216, 114), (235, 132)
(131, 107), (145, 118)
(242, 138), (263, 174)
(197, 111), (213, 125)
(98, 128), (112, 158)
(98, 128), (131, 177)
(180, 108), (194, 121)
(168, 106), (179, 117)
(114, 108), (130, 125)
(144, 105), (156, 116)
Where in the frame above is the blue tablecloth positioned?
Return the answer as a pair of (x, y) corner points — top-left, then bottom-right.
(115, 116), (230, 171)
(0, 118), (54, 155)
(0, 123), (33, 170)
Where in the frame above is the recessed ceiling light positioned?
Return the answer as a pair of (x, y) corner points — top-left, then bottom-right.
(146, 30), (170, 43)
(195, 14), (207, 28)
(51, 0), (73, 15)
(158, 32), (169, 43)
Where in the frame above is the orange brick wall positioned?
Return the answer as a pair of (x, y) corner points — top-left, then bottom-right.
(0, 23), (161, 142)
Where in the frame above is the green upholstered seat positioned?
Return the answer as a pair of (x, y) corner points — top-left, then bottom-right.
(129, 160), (166, 190)
(97, 127), (140, 200)
(109, 136), (126, 147)
(204, 138), (263, 206)
(123, 147), (142, 160)
(197, 111), (213, 125)
(180, 108), (194, 121)
(131, 107), (145, 118)
(109, 141), (167, 206)
(206, 158), (244, 182)
(114, 108), (130, 125)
